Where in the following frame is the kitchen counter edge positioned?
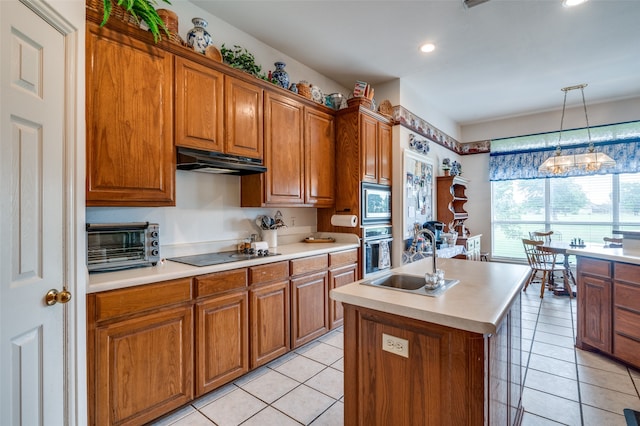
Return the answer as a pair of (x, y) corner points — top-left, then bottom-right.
(330, 258), (529, 335)
(566, 245), (640, 265)
(88, 242), (360, 294)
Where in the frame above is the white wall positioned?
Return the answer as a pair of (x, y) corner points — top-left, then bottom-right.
(86, 0), (349, 254)
(462, 96), (640, 142)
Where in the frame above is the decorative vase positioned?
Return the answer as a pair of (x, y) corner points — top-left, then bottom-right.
(272, 62), (290, 89)
(186, 18), (213, 54)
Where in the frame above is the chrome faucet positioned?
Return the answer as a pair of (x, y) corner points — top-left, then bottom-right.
(411, 224), (437, 274)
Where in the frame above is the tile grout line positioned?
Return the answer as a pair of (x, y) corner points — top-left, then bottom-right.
(569, 297), (585, 426)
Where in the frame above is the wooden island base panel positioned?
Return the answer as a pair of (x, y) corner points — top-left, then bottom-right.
(575, 254), (640, 370)
(332, 257), (530, 426)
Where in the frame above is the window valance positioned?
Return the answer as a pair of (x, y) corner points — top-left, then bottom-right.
(489, 121), (640, 181)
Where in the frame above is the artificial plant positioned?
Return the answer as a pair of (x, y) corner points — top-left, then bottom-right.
(101, 0), (171, 42)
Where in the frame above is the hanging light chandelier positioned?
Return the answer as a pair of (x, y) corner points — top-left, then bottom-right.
(538, 84), (616, 175)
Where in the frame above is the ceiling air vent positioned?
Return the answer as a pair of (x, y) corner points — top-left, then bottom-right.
(464, 0), (490, 8)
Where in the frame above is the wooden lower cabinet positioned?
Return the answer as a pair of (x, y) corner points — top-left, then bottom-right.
(576, 257), (640, 370)
(249, 261), (291, 368)
(194, 269), (249, 396)
(342, 297), (523, 426)
(291, 270), (329, 348)
(290, 255), (329, 348)
(328, 249), (358, 329)
(576, 257), (612, 353)
(87, 278), (194, 426)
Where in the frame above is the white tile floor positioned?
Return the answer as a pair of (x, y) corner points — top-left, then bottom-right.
(151, 281), (640, 426)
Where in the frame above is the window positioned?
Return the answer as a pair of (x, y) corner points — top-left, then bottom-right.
(491, 173), (640, 260)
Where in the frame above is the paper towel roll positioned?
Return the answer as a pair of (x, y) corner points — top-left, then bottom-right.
(331, 214), (358, 228)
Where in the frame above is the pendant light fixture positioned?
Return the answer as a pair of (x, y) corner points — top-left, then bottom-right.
(538, 84), (616, 175)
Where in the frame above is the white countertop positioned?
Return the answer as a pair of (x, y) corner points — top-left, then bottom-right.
(88, 240), (359, 294)
(567, 245), (640, 265)
(330, 258), (530, 335)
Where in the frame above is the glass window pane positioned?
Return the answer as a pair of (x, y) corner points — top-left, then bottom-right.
(549, 175), (612, 223)
(619, 173), (640, 226)
(492, 180), (544, 222)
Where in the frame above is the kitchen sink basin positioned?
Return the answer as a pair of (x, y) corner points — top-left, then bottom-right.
(361, 273), (460, 297)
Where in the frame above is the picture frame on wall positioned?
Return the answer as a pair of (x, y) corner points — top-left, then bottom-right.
(403, 149), (435, 242)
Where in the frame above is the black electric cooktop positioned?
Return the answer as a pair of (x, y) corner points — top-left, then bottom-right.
(168, 250), (281, 267)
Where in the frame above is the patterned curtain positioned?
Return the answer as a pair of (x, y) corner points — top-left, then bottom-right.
(489, 121), (640, 181)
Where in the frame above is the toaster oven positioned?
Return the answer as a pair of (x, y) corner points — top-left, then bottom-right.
(86, 222), (160, 272)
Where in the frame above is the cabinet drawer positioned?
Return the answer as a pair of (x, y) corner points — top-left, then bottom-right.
(615, 262), (640, 285)
(329, 249), (358, 267)
(614, 333), (640, 367)
(291, 254), (328, 276)
(614, 308), (640, 341)
(250, 261), (289, 284)
(195, 268), (247, 298)
(93, 278), (192, 322)
(578, 257), (611, 278)
(615, 282), (640, 312)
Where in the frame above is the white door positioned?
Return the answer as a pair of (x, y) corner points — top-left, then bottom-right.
(0, 1), (74, 424)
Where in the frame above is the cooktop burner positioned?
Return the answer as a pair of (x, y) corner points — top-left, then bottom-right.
(168, 250), (281, 267)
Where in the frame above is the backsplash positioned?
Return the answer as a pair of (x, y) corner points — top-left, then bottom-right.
(86, 170), (318, 256)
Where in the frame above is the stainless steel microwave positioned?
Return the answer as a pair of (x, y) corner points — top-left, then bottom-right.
(361, 182), (392, 225)
(86, 222), (160, 272)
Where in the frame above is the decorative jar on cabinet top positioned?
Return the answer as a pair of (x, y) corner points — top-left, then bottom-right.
(186, 18), (213, 54)
(272, 62), (290, 89)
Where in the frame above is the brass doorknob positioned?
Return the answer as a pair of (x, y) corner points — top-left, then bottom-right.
(45, 289), (72, 306)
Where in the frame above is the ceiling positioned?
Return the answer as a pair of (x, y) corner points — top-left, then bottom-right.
(189, 0), (640, 127)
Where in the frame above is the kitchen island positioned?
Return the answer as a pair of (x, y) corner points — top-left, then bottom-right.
(330, 257), (530, 426)
(567, 243), (640, 370)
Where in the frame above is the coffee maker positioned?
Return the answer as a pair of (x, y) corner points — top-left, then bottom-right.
(423, 221), (445, 248)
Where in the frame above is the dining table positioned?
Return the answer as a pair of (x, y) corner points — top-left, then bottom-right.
(539, 241), (584, 296)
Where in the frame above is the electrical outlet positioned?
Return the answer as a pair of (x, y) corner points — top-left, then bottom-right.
(382, 333), (409, 358)
(291, 216), (296, 226)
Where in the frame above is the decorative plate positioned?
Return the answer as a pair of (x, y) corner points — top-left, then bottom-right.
(310, 85), (324, 104)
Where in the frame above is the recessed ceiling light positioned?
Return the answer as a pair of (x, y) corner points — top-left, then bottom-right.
(420, 43), (435, 53)
(562, 0), (588, 7)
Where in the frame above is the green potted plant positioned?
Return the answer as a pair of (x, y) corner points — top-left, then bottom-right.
(220, 44), (278, 83)
(100, 0), (171, 42)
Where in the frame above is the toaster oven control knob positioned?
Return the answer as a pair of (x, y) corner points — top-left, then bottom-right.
(151, 240), (159, 247)
(151, 230), (159, 238)
(151, 249), (159, 256)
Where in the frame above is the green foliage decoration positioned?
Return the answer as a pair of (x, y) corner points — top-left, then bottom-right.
(220, 44), (279, 84)
(101, 0), (171, 43)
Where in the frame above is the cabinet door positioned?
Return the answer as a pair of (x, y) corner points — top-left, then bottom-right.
(196, 291), (248, 396)
(263, 92), (304, 205)
(305, 108), (335, 207)
(86, 24), (175, 206)
(94, 305), (193, 425)
(291, 271), (329, 348)
(175, 57), (224, 152)
(377, 122), (392, 185)
(578, 273), (612, 352)
(225, 76), (263, 159)
(250, 280), (290, 368)
(360, 114), (379, 183)
(329, 263), (357, 329)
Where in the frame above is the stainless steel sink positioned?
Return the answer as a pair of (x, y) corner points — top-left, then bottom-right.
(361, 273), (459, 297)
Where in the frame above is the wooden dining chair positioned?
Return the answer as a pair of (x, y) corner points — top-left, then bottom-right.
(530, 230), (566, 267)
(522, 238), (570, 298)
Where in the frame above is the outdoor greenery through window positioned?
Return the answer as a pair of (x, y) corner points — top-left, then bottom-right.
(491, 173), (640, 260)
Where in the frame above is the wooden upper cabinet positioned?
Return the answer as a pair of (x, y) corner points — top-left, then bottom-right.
(378, 122), (392, 185)
(86, 23), (175, 206)
(241, 93), (335, 208)
(225, 76), (263, 160)
(361, 113), (392, 185)
(361, 114), (379, 183)
(305, 108), (335, 207)
(175, 57), (224, 152)
(264, 92), (305, 205)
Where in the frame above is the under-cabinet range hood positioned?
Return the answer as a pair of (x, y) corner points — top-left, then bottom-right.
(176, 147), (267, 175)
